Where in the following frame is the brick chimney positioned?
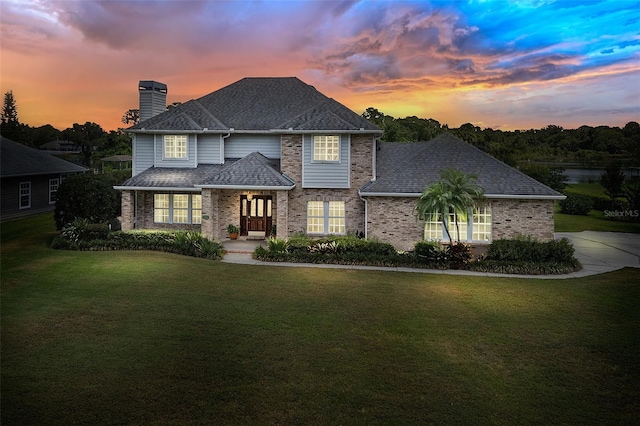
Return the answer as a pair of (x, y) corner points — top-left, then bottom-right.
(138, 80), (167, 122)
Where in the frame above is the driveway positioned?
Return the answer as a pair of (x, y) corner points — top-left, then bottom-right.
(556, 231), (640, 275)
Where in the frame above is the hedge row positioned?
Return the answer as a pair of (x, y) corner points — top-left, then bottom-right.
(254, 235), (581, 275)
(52, 219), (223, 260)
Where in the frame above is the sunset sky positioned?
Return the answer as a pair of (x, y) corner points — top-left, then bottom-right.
(1, 0), (639, 132)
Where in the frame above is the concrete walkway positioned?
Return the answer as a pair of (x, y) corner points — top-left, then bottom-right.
(221, 232), (640, 279)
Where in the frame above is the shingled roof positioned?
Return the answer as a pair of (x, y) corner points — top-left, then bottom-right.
(116, 152), (294, 190)
(129, 77), (380, 133)
(360, 133), (564, 199)
(1, 136), (88, 177)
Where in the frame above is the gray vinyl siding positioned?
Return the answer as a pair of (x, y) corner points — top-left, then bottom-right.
(197, 134), (223, 164)
(1, 174), (78, 219)
(224, 134), (281, 159)
(133, 134), (154, 176)
(302, 135), (350, 188)
(155, 134), (197, 168)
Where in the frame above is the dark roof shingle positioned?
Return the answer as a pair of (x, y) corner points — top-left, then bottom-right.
(361, 133), (564, 198)
(130, 77), (380, 133)
(1, 136), (88, 177)
(117, 152), (294, 190)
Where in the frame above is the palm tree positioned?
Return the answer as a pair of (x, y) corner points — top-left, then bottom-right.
(440, 168), (484, 242)
(415, 181), (454, 243)
(415, 168), (484, 244)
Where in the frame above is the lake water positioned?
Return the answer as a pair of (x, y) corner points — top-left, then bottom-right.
(563, 168), (637, 184)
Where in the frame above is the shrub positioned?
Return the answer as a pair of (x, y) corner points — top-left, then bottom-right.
(326, 235), (397, 256)
(52, 229), (223, 260)
(486, 237), (575, 263)
(467, 259), (581, 275)
(54, 174), (120, 230)
(447, 243), (472, 269)
(414, 241), (448, 262)
(560, 193), (594, 215)
(267, 237), (289, 253)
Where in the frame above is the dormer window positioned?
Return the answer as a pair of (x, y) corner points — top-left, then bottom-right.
(164, 135), (187, 159)
(313, 135), (340, 162)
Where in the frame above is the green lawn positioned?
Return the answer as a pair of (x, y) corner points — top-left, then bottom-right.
(555, 182), (640, 233)
(2, 214), (639, 425)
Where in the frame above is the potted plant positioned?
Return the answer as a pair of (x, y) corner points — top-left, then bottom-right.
(227, 224), (240, 240)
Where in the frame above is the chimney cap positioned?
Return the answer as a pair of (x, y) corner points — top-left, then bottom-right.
(139, 80), (167, 93)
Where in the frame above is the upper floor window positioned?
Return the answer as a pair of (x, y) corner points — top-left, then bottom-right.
(164, 135), (187, 159)
(313, 135), (340, 162)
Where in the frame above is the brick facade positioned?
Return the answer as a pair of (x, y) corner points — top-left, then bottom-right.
(491, 199), (555, 240)
(366, 197), (424, 251)
(120, 134), (556, 249)
(279, 134), (374, 237)
(366, 196), (556, 251)
(121, 190), (133, 230)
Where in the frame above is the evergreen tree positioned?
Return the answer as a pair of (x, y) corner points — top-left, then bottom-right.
(1, 90), (22, 141)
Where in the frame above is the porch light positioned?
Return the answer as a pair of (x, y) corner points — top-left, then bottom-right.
(246, 193), (253, 201)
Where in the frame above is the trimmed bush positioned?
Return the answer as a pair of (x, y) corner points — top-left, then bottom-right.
(52, 229), (223, 260)
(559, 193), (594, 215)
(254, 235), (579, 275)
(486, 237), (575, 263)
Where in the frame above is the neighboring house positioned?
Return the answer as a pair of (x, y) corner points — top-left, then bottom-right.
(100, 155), (132, 172)
(1, 136), (88, 220)
(39, 140), (80, 154)
(116, 77), (564, 250)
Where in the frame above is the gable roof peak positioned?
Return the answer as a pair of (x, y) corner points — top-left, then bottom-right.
(129, 76), (381, 133)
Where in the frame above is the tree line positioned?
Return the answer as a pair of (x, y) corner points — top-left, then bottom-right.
(361, 107), (640, 168)
(2, 90), (638, 171)
(1, 91), (131, 167)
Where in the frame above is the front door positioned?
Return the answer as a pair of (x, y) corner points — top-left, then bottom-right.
(240, 195), (272, 237)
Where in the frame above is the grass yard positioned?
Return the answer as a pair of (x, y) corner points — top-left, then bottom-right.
(2, 214), (640, 425)
(555, 182), (640, 233)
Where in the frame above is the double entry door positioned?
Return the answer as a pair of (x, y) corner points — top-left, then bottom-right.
(240, 195), (272, 237)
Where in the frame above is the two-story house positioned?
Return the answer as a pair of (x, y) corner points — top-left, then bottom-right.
(116, 77), (564, 250)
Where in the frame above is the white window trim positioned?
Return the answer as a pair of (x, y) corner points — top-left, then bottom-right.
(49, 178), (60, 204)
(154, 193), (202, 224)
(19, 181), (31, 209)
(424, 207), (492, 243)
(312, 135), (340, 163)
(163, 135), (188, 160)
(307, 200), (346, 235)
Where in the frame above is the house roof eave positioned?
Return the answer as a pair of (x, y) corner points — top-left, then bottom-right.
(483, 193), (566, 200)
(358, 190), (566, 200)
(113, 186), (202, 192)
(194, 184), (296, 191)
(128, 128), (382, 135)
